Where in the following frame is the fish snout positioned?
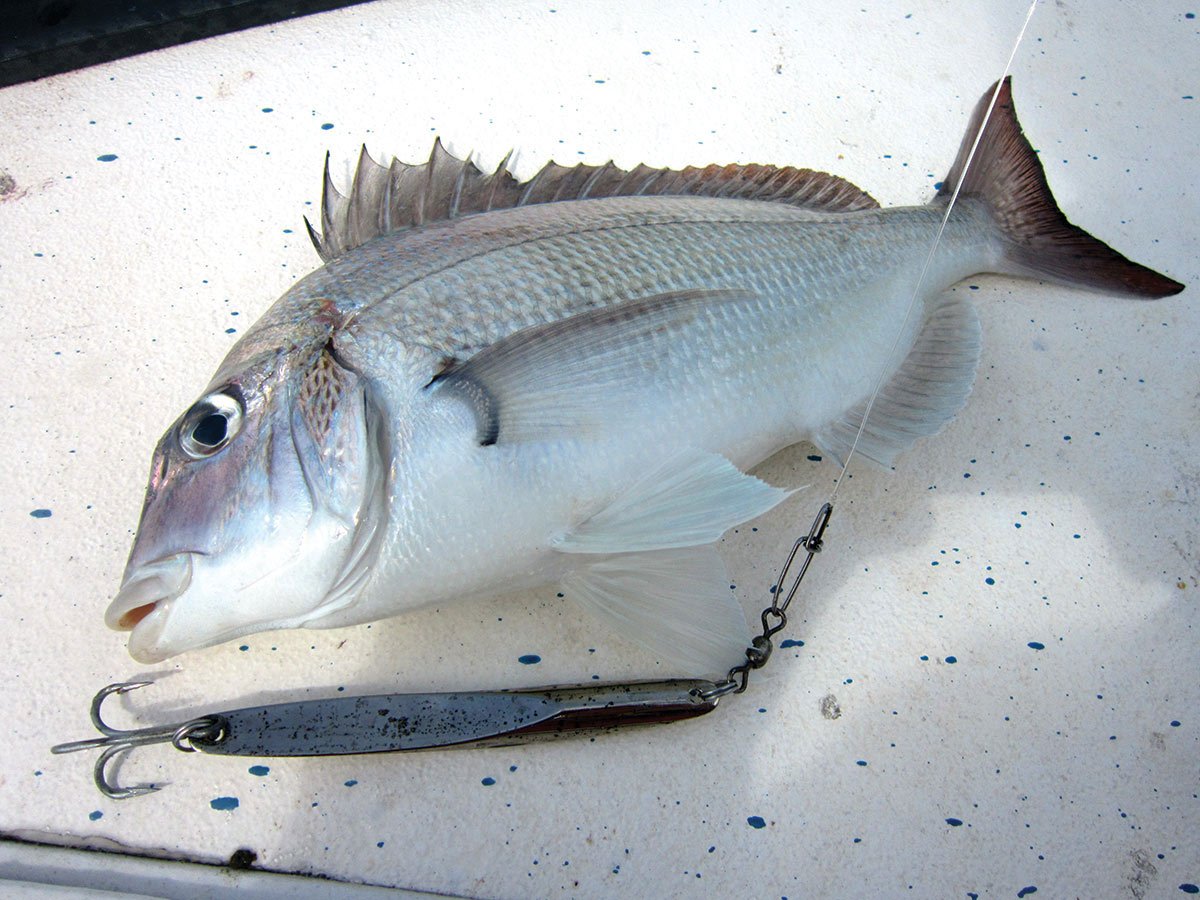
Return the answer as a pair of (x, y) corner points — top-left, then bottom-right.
(105, 553), (193, 633)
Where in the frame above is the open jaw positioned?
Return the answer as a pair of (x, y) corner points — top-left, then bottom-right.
(105, 553), (194, 634)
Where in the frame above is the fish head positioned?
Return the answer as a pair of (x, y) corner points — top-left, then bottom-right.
(107, 333), (387, 663)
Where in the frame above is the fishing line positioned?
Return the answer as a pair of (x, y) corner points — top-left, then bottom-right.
(826, 0), (1039, 505)
(752, 1), (1043, 690)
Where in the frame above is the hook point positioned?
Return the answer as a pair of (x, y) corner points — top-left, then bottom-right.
(116, 680), (154, 694)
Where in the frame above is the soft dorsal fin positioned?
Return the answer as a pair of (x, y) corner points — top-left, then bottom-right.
(306, 140), (880, 262)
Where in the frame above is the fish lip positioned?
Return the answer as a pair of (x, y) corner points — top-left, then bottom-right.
(105, 553), (194, 634)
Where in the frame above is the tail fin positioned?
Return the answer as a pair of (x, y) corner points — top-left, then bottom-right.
(937, 78), (1183, 299)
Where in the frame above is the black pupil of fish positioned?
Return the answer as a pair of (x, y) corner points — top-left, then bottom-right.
(193, 413), (228, 447)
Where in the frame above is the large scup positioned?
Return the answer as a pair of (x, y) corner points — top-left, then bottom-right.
(105, 78), (1183, 671)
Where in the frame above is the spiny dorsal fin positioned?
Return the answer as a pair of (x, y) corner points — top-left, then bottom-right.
(305, 140), (880, 263)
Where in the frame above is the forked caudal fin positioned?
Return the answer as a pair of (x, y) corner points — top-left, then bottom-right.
(939, 77), (1183, 298)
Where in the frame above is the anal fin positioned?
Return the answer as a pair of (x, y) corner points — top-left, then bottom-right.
(813, 292), (981, 467)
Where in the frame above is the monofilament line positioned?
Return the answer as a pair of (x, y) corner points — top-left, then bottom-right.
(826, 0), (1039, 505)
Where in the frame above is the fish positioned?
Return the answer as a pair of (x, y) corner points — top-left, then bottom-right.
(105, 79), (1183, 670)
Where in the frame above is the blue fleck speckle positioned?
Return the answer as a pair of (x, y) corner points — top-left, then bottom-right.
(320, 123), (334, 130)
(780, 638), (804, 648)
(806, 454), (822, 461)
(239, 645), (249, 651)
(1028, 641), (1045, 650)
(746, 816), (766, 829)
(945, 656), (957, 664)
(518, 654), (541, 665)
(248, 765), (270, 776)
(96, 154), (118, 162)
(89, 810), (103, 821)
(945, 817), (963, 826)
(856, 760), (868, 766)
(210, 796), (239, 810)
(344, 779), (358, 787)
(1179, 885), (1199, 894)
(481, 776), (496, 786)
(1017, 888), (1038, 898)
(933, 181), (943, 190)
(262, 107), (274, 112)
(985, 577), (995, 585)
(1170, 720), (1181, 727)
(510, 765), (518, 771)
(594, 79), (606, 84)
(225, 327), (237, 334)
(376, 841), (385, 848)
(29, 508), (52, 518)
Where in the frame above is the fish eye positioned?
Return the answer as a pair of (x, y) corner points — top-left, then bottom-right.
(179, 390), (243, 459)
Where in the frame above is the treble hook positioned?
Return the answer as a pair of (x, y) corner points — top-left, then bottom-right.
(51, 682), (224, 799)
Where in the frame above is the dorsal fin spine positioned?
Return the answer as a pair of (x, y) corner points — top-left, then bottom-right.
(484, 151), (513, 211)
(381, 158), (394, 234)
(449, 157), (467, 219)
(517, 166), (545, 207)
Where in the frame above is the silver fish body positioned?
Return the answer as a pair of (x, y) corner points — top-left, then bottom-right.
(304, 200), (981, 611)
(107, 80), (1182, 667)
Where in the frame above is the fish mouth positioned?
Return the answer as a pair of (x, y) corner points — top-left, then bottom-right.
(105, 553), (193, 638)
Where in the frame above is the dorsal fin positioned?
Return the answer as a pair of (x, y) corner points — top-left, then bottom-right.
(305, 140), (880, 263)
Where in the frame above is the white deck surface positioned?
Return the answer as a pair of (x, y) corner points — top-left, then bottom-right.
(1, 1), (1196, 897)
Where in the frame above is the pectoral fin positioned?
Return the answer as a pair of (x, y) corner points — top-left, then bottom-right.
(428, 289), (757, 445)
(561, 546), (752, 676)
